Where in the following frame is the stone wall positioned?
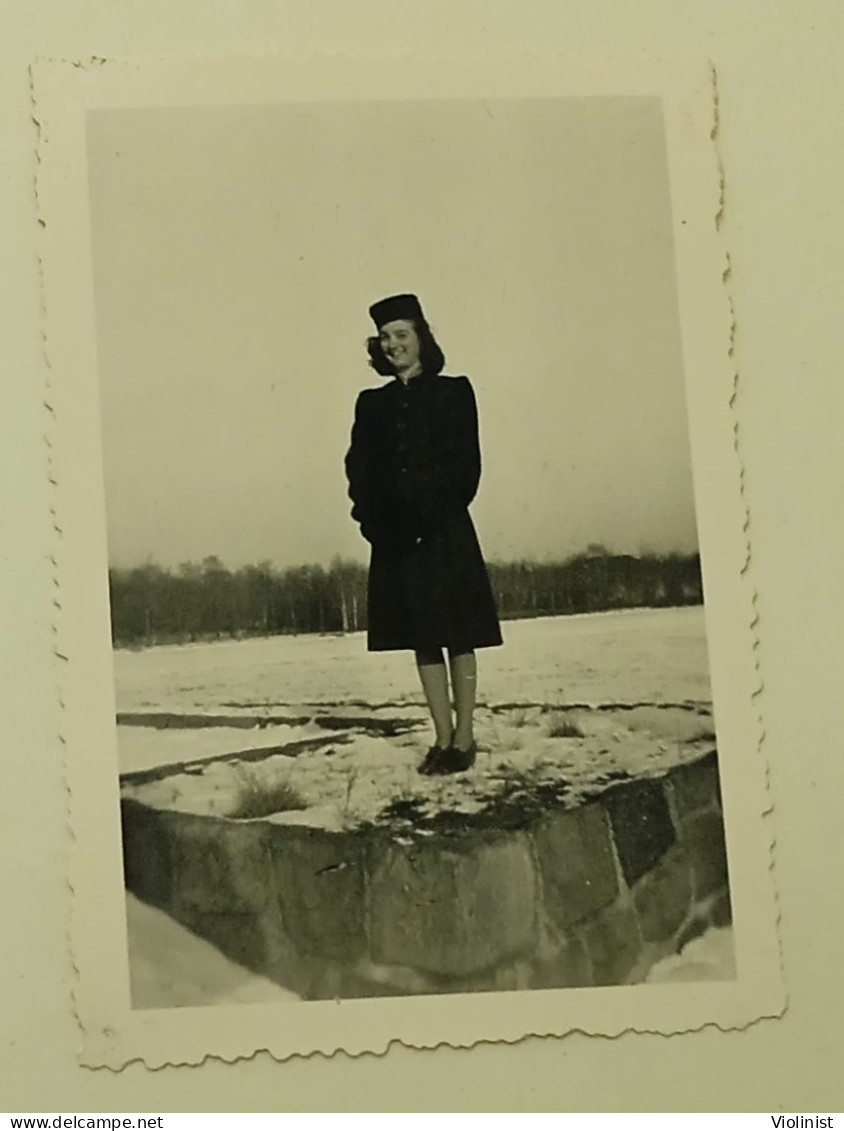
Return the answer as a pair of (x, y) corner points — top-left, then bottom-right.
(120, 749), (731, 999)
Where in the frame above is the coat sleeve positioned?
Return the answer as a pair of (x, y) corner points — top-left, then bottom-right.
(344, 392), (379, 544)
(448, 375), (482, 507)
(346, 390), (419, 552)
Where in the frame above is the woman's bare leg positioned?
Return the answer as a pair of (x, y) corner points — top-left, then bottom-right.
(415, 648), (454, 749)
(448, 649), (477, 751)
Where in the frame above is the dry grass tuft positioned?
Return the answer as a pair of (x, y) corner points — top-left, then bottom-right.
(228, 764), (306, 819)
(546, 712), (585, 739)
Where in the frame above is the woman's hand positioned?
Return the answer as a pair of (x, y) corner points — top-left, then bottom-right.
(363, 516), (423, 554)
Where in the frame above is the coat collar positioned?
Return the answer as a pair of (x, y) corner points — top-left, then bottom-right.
(391, 368), (435, 391)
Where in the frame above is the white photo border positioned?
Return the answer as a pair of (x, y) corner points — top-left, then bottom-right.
(33, 53), (783, 1068)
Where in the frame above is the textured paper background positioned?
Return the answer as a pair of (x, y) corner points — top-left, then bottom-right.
(2, 1), (843, 1112)
(36, 53), (780, 1067)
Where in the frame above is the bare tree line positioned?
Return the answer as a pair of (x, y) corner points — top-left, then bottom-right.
(108, 547), (704, 648)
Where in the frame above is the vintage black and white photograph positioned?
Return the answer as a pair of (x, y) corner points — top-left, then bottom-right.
(36, 55), (781, 1065)
(86, 91), (736, 1007)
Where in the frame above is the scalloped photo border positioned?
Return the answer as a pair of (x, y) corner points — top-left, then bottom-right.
(32, 52), (783, 1069)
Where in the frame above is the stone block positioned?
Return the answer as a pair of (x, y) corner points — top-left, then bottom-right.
(533, 804), (619, 929)
(175, 909), (273, 977)
(326, 959), (529, 1000)
(349, 958), (438, 998)
(579, 900), (642, 986)
(684, 810), (729, 898)
(271, 827), (368, 964)
(169, 813), (273, 916)
(632, 848), (693, 944)
(429, 961), (527, 996)
(528, 935), (592, 990)
(437, 958), (536, 996)
(485, 961), (526, 993)
(668, 750), (722, 816)
(711, 886), (733, 928)
(601, 779), (676, 885)
(369, 833), (537, 977)
(261, 919), (323, 1000)
(120, 798), (173, 911)
(306, 961), (398, 1001)
(676, 911), (710, 954)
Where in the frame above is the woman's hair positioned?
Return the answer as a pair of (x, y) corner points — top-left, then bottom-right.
(366, 318), (446, 377)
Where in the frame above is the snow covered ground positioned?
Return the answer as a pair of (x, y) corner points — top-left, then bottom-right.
(114, 605), (712, 718)
(646, 927), (736, 983)
(121, 701), (716, 832)
(117, 606), (715, 830)
(126, 895), (300, 1008)
(118, 605), (730, 1001)
(118, 721), (325, 776)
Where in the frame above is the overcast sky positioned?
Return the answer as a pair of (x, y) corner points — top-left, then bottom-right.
(87, 96), (699, 571)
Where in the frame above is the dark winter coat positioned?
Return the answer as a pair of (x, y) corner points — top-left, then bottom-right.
(345, 371), (503, 653)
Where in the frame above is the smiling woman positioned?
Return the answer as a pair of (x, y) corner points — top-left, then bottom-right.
(345, 293), (503, 777)
(378, 319), (421, 375)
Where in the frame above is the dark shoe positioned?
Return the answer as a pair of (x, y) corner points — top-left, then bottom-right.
(418, 744), (449, 775)
(433, 741), (477, 775)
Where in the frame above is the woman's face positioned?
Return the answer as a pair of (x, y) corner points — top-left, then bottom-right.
(379, 319), (421, 374)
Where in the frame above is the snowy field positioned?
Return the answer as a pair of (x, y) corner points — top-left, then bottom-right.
(118, 605), (731, 1004)
(116, 605), (715, 827)
(114, 605), (712, 721)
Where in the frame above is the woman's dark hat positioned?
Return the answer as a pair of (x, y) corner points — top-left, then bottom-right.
(369, 293), (425, 329)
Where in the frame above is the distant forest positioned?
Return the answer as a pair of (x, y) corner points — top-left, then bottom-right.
(108, 547), (704, 648)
